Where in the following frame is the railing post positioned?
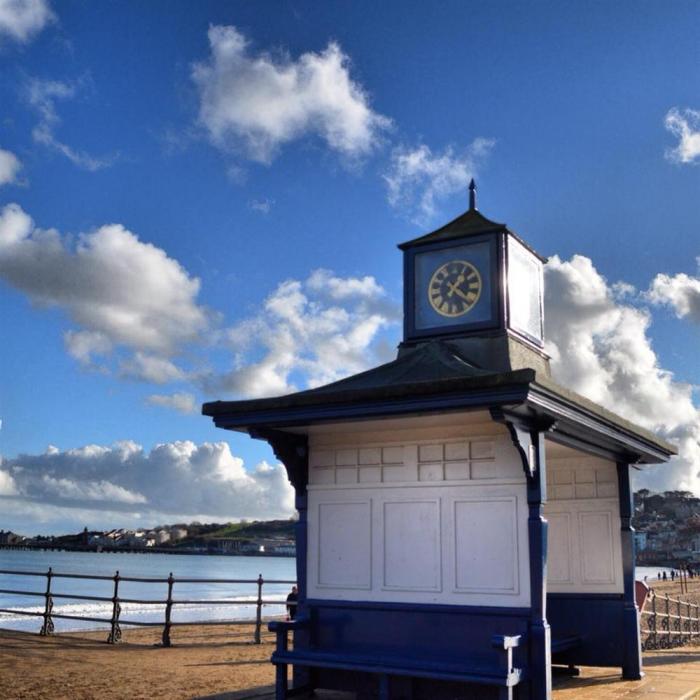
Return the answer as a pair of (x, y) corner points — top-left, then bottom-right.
(162, 572), (174, 647)
(664, 594), (671, 648)
(107, 570), (121, 644)
(39, 567), (54, 636)
(254, 574), (263, 644)
(651, 592), (658, 649)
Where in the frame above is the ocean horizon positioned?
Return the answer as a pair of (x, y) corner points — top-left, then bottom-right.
(0, 550), (674, 635)
(0, 548), (297, 633)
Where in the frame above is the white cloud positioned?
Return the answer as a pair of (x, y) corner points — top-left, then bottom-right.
(0, 147), (21, 186)
(664, 108), (700, 164)
(64, 330), (112, 365)
(0, 203), (208, 375)
(306, 268), (384, 301)
(0, 468), (18, 495)
(26, 78), (114, 171)
(120, 352), (187, 384)
(249, 198), (274, 214)
(192, 25), (390, 163)
(146, 392), (198, 415)
(647, 261), (700, 324)
(384, 139), (496, 225)
(545, 255), (700, 493)
(0, 0), (54, 43)
(0, 440), (295, 522)
(205, 269), (399, 398)
(39, 474), (147, 505)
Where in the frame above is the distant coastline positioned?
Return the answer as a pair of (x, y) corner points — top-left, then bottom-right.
(0, 542), (294, 557)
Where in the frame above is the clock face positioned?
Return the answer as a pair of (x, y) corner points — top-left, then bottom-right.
(428, 260), (482, 317)
(413, 240), (494, 332)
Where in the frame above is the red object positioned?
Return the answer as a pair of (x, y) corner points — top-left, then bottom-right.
(635, 580), (649, 610)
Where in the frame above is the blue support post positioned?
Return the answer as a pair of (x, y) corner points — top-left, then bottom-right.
(292, 487), (310, 691)
(617, 462), (643, 679)
(490, 409), (553, 700)
(526, 431), (552, 700)
(251, 428), (311, 694)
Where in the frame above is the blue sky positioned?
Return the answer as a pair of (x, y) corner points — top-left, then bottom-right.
(0, 1), (699, 534)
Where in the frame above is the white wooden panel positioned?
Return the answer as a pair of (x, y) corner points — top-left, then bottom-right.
(445, 461), (469, 480)
(311, 450), (334, 467)
(314, 467), (335, 485)
(545, 449), (623, 593)
(336, 467), (358, 484)
(359, 466), (381, 483)
(575, 483), (596, 499)
(551, 484), (574, 500)
(317, 502), (371, 589)
(445, 442), (469, 461)
(336, 449), (357, 466)
(453, 498), (518, 594)
(383, 465), (410, 482)
(597, 482), (617, 498)
(382, 446), (404, 464)
(471, 441), (495, 460)
(419, 444), (443, 462)
(547, 512), (573, 584)
(359, 447), (381, 465)
(580, 511), (615, 584)
(307, 482), (530, 606)
(383, 500), (441, 591)
(419, 463), (443, 481)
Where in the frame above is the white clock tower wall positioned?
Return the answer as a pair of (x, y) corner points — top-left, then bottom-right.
(305, 411), (532, 608)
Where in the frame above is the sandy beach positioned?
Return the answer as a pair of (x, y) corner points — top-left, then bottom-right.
(0, 623), (277, 700)
(3, 576), (700, 700)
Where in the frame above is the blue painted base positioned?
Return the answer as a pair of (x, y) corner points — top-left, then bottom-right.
(548, 594), (626, 667)
(307, 599), (530, 666)
(312, 669), (514, 699)
(291, 600), (533, 699)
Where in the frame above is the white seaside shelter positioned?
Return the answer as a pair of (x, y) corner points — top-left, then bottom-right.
(203, 183), (675, 700)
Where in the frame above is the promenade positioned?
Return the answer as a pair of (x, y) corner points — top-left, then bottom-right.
(2, 623), (700, 700)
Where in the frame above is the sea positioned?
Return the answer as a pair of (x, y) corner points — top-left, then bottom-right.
(0, 549), (296, 633)
(0, 551), (675, 634)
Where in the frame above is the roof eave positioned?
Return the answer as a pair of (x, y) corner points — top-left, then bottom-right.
(203, 382), (533, 432)
(525, 382), (677, 464)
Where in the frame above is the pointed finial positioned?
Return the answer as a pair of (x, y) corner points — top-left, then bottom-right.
(468, 179), (477, 211)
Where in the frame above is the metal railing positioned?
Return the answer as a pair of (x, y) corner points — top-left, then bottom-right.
(641, 588), (700, 650)
(0, 567), (296, 646)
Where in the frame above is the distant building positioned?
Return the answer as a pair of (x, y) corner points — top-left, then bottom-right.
(208, 538), (242, 554)
(0, 530), (23, 545)
(170, 527), (188, 541)
(634, 532), (647, 552)
(155, 529), (171, 545)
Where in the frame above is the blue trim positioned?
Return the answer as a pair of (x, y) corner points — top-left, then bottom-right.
(548, 593), (623, 601)
(306, 598), (531, 617)
(617, 462), (643, 680)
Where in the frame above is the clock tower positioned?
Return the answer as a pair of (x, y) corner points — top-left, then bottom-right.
(399, 180), (550, 375)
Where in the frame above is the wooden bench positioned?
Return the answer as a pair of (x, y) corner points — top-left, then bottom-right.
(269, 618), (526, 700)
(551, 635), (583, 676)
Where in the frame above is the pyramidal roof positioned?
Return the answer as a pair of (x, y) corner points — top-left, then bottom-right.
(398, 206), (508, 250)
(398, 180), (546, 261)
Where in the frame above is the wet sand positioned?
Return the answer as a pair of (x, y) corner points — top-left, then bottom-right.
(0, 623), (277, 700)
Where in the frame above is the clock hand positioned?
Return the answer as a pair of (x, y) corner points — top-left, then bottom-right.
(446, 274), (465, 297)
(450, 285), (472, 303)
